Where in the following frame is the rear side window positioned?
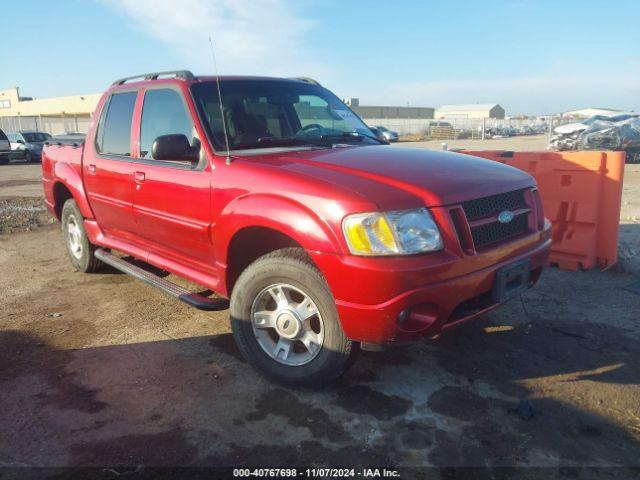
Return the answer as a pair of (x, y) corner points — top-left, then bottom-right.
(96, 91), (137, 156)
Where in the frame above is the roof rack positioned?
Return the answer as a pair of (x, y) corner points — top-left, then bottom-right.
(291, 77), (321, 86)
(111, 70), (195, 86)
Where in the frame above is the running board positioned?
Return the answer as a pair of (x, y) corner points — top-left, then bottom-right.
(94, 249), (229, 311)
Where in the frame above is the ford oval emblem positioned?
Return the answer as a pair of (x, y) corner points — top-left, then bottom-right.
(498, 210), (515, 224)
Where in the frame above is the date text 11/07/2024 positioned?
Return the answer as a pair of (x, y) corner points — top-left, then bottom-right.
(233, 468), (401, 477)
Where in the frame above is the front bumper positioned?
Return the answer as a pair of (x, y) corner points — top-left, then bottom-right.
(311, 228), (551, 344)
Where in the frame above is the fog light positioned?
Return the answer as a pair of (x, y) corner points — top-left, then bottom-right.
(397, 303), (438, 333)
(398, 309), (411, 325)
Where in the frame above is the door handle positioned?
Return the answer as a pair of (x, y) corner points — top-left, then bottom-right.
(88, 164), (97, 174)
(134, 171), (145, 184)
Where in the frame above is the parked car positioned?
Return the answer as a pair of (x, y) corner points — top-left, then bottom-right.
(367, 126), (386, 143)
(0, 128), (11, 164)
(373, 125), (399, 142)
(48, 132), (86, 145)
(42, 70), (551, 387)
(7, 130), (51, 162)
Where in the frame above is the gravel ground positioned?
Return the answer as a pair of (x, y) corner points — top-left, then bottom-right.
(0, 197), (53, 234)
(1, 144), (639, 476)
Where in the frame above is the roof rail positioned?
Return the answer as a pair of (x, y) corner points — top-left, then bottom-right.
(291, 77), (321, 86)
(111, 70), (196, 86)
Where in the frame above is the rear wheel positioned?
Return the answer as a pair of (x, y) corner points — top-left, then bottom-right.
(61, 199), (103, 273)
(230, 248), (356, 388)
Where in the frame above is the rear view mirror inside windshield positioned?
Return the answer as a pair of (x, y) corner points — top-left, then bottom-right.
(267, 93), (300, 104)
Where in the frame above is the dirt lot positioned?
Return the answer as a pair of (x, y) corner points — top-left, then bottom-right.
(1, 142), (639, 476)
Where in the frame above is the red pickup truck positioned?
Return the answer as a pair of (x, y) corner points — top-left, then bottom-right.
(42, 71), (551, 387)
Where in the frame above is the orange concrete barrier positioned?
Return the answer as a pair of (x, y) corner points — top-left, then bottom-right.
(459, 150), (626, 270)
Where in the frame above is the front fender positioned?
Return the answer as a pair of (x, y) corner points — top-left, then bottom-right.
(214, 193), (344, 266)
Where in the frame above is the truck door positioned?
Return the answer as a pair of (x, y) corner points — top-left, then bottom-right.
(130, 87), (214, 274)
(83, 91), (136, 239)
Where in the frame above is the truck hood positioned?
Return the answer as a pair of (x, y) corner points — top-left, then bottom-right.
(251, 145), (535, 207)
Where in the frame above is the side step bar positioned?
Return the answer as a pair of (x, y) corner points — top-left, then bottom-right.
(95, 249), (229, 311)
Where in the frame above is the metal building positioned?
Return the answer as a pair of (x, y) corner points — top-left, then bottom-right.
(0, 87), (100, 134)
(435, 104), (505, 119)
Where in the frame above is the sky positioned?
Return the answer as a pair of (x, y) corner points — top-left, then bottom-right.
(1, 0), (638, 115)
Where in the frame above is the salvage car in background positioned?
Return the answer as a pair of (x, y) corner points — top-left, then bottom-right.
(373, 125), (399, 142)
(0, 128), (11, 164)
(7, 130), (51, 162)
(549, 114), (640, 162)
(47, 132), (86, 145)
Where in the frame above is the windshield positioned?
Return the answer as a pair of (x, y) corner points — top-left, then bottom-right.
(376, 126), (389, 132)
(22, 132), (49, 142)
(191, 80), (380, 151)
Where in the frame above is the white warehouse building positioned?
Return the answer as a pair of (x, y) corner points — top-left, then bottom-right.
(435, 103), (505, 119)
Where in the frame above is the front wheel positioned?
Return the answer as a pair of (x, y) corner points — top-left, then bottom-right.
(24, 150), (32, 163)
(61, 199), (103, 273)
(230, 248), (356, 388)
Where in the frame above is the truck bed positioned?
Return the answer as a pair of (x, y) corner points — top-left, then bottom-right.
(41, 142), (85, 217)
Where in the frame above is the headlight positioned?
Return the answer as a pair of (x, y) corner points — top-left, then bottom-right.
(342, 208), (443, 256)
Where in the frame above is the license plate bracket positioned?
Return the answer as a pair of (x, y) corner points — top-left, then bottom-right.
(492, 259), (531, 303)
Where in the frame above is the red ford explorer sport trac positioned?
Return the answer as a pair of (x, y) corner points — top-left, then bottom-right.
(42, 71), (551, 387)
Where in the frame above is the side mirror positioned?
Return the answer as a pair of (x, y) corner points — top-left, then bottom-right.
(16, 139), (24, 144)
(152, 134), (192, 161)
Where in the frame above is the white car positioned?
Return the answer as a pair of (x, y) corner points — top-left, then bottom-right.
(6, 130), (51, 163)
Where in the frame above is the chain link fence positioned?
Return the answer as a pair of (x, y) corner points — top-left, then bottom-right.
(363, 116), (555, 140)
(0, 112), (577, 144)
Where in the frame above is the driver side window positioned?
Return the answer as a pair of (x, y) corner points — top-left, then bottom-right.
(140, 88), (195, 159)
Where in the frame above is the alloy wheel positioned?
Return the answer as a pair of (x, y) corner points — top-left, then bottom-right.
(250, 283), (325, 366)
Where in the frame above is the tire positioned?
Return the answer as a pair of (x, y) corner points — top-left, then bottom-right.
(0, 157), (8, 165)
(24, 150), (32, 163)
(61, 199), (103, 273)
(230, 248), (356, 388)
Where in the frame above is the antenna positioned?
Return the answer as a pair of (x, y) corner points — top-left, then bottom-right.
(208, 36), (232, 165)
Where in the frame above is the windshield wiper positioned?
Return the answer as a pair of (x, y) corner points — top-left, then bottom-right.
(319, 132), (365, 143)
(319, 132), (384, 144)
(246, 132), (381, 150)
(254, 136), (325, 148)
